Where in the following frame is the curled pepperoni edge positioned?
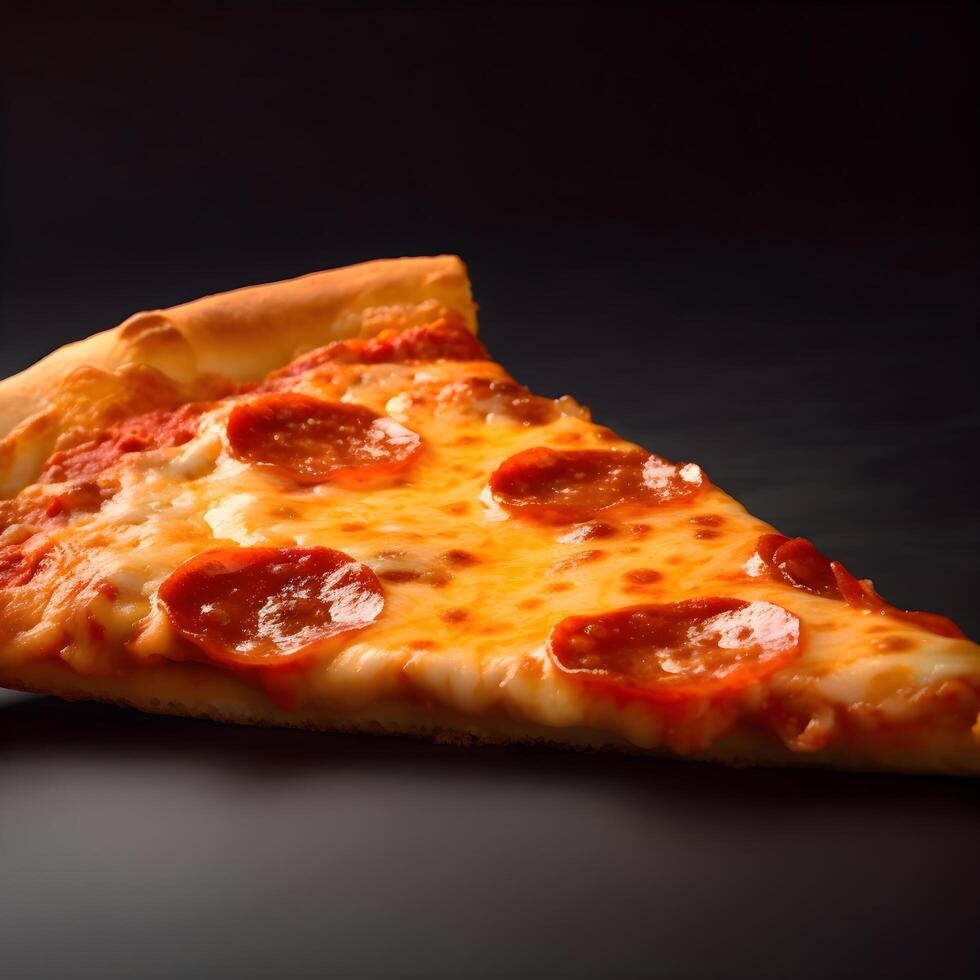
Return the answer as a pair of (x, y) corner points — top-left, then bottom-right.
(157, 546), (385, 668)
(829, 561), (966, 640)
(752, 533), (966, 639)
(547, 597), (803, 706)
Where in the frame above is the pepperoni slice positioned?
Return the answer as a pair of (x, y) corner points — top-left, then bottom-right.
(830, 561), (966, 640)
(227, 393), (423, 485)
(39, 403), (208, 483)
(549, 598), (802, 703)
(753, 534), (840, 598)
(488, 447), (704, 522)
(158, 547), (384, 666)
(272, 320), (488, 380)
(750, 533), (966, 639)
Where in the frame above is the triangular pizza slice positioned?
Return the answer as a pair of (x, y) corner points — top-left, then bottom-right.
(1, 256), (976, 774)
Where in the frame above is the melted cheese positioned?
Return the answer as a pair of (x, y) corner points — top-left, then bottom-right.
(1, 347), (978, 757)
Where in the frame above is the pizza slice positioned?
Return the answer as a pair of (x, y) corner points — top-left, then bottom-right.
(1, 255), (977, 774)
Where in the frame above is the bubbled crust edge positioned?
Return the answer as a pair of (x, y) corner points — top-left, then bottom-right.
(0, 255), (478, 442)
(2, 662), (978, 776)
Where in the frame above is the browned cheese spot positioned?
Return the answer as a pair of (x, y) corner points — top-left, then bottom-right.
(556, 521), (617, 544)
(690, 514), (725, 528)
(442, 549), (480, 567)
(874, 636), (916, 652)
(548, 549), (607, 575)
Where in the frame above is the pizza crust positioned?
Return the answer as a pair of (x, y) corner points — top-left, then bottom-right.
(3, 661), (977, 775)
(0, 255), (477, 442)
(0, 255), (477, 496)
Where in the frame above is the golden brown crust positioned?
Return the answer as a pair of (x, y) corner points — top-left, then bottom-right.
(3, 661), (977, 776)
(0, 255), (477, 495)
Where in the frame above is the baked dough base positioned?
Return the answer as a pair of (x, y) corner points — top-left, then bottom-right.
(3, 661), (976, 776)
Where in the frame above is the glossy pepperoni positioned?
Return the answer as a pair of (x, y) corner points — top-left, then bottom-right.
(158, 547), (384, 666)
(830, 561), (966, 640)
(227, 393), (423, 485)
(39, 403), (208, 483)
(272, 320), (488, 379)
(754, 534), (840, 598)
(488, 447), (704, 522)
(549, 598), (802, 703)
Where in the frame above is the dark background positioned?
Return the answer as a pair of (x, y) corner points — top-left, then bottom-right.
(1, 3), (978, 979)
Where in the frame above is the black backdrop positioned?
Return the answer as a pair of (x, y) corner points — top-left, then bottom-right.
(1, 4), (979, 980)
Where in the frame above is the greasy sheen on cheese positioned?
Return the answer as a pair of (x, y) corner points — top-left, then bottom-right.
(1, 311), (978, 764)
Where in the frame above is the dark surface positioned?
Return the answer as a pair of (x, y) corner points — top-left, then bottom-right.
(1, 3), (979, 979)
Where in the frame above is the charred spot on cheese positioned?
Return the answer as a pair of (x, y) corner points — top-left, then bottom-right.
(440, 608), (470, 623)
(408, 639), (440, 651)
(442, 549), (480, 567)
(548, 549), (607, 575)
(874, 636), (917, 653)
(691, 514), (724, 528)
(487, 448), (706, 524)
(227, 393), (423, 486)
(557, 521), (618, 544)
(623, 568), (663, 585)
(694, 528), (722, 540)
(378, 568), (451, 587)
(371, 551), (452, 587)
